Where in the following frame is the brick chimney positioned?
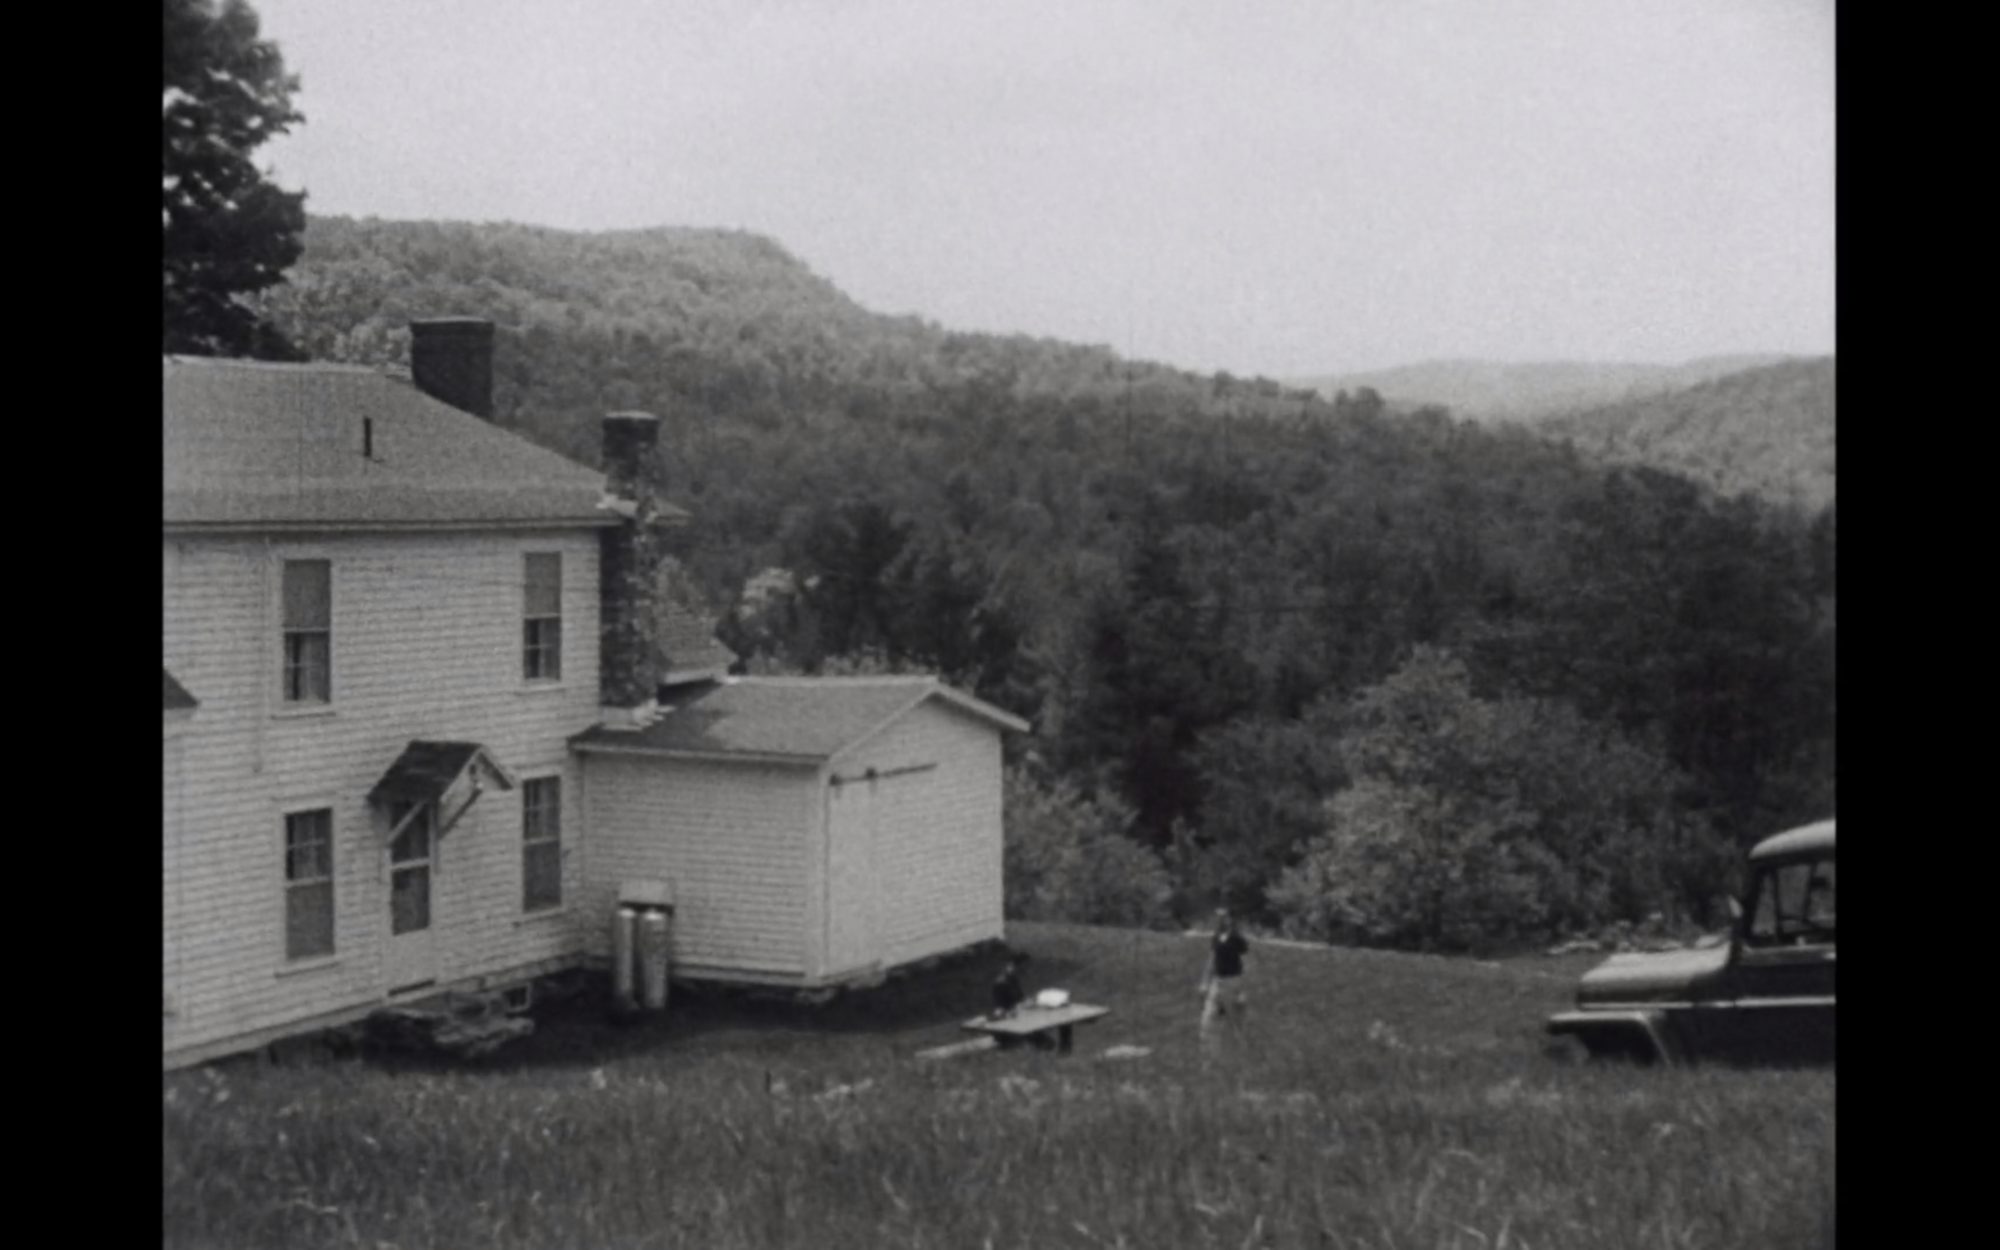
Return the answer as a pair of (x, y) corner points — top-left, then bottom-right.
(599, 412), (664, 729)
(409, 319), (494, 419)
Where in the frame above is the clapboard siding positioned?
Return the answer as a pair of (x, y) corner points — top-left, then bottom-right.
(161, 530), (600, 1066)
(580, 753), (815, 976)
(829, 700), (1006, 970)
(163, 730), (185, 1027)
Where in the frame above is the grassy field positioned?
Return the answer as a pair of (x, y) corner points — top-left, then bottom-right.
(162, 922), (1834, 1249)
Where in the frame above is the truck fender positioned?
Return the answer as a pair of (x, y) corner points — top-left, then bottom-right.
(1545, 1009), (1681, 1066)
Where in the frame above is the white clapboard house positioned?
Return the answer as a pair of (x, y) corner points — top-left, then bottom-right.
(163, 320), (1023, 1069)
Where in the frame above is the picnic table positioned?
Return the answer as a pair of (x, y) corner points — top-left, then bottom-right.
(961, 1002), (1110, 1054)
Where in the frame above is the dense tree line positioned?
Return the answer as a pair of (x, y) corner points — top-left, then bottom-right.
(253, 215), (1836, 952)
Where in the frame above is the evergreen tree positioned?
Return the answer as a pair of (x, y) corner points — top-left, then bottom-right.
(776, 496), (913, 669)
(1187, 702), (1347, 920)
(1066, 492), (1254, 849)
(163, 0), (306, 358)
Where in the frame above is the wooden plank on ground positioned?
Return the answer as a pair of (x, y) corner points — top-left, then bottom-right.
(961, 1004), (1110, 1037)
(916, 1036), (1000, 1062)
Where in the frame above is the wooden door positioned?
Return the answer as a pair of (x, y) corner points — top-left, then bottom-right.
(387, 803), (438, 993)
(823, 777), (877, 976)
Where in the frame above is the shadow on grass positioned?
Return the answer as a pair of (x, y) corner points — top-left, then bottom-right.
(344, 942), (1091, 1077)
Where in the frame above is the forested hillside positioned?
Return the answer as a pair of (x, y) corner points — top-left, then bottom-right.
(1535, 358), (1835, 512)
(249, 216), (1323, 467)
(247, 215), (1835, 952)
(1289, 355), (1798, 426)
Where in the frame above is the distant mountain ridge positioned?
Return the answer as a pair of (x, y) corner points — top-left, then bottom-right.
(1536, 357), (1835, 512)
(1288, 355), (1802, 424)
(250, 216), (1829, 511)
(247, 215), (1324, 467)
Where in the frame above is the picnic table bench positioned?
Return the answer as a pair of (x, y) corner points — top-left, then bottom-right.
(961, 1002), (1110, 1054)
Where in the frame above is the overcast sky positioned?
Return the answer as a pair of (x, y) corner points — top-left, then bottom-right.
(248, 0), (1834, 379)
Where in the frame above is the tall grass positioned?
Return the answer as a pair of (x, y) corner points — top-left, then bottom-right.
(164, 923), (1833, 1249)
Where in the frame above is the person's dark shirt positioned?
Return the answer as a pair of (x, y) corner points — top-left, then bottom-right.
(1211, 931), (1248, 978)
(993, 967), (1025, 1013)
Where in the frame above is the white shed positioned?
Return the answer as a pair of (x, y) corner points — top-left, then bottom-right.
(572, 676), (1029, 988)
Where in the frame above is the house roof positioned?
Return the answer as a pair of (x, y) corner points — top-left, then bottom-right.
(162, 669), (198, 712)
(163, 356), (682, 531)
(367, 741), (518, 807)
(572, 675), (1030, 763)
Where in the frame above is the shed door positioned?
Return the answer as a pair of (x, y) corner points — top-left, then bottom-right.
(386, 804), (439, 993)
(824, 778), (877, 975)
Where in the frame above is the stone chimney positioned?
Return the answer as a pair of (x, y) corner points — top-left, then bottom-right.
(409, 319), (494, 419)
(599, 412), (664, 729)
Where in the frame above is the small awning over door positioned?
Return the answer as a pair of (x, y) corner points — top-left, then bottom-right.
(164, 669), (199, 735)
(163, 669), (199, 713)
(367, 741), (517, 842)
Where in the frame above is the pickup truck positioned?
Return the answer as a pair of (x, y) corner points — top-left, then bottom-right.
(1545, 818), (1834, 1066)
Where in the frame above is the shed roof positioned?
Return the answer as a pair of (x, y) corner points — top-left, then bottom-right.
(1750, 819), (1835, 861)
(572, 675), (1029, 763)
(162, 669), (198, 712)
(163, 356), (679, 531)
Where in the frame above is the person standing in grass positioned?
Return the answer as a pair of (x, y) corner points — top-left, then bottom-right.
(1200, 909), (1250, 1045)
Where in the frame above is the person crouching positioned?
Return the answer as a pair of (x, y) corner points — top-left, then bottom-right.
(991, 952), (1029, 1019)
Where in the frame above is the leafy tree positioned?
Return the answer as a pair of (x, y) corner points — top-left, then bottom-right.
(741, 647), (918, 678)
(1002, 766), (1173, 928)
(1272, 775), (1547, 953)
(1331, 387), (1386, 422)
(1270, 646), (1709, 952)
(722, 567), (809, 664)
(1266, 646), (1552, 950)
(163, 0), (306, 357)
(1482, 695), (1724, 929)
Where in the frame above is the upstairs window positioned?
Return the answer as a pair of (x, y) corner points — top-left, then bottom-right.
(284, 809), (335, 960)
(281, 559), (332, 704)
(522, 776), (562, 912)
(523, 553), (562, 681)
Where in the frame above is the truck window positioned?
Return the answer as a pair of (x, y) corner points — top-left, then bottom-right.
(1746, 858), (1835, 947)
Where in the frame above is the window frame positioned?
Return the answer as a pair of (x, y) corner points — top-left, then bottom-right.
(522, 551), (563, 683)
(278, 556), (334, 710)
(1744, 856), (1835, 949)
(520, 774), (563, 913)
(387, 800), (436, 937)
(281, 806), (337, 963)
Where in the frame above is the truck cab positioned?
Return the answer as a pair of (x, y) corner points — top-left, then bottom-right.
(1545, 819), (1835, 1066)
